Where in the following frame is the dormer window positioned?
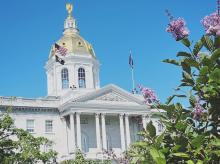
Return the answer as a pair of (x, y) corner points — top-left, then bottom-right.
(78, 68), (86, 88)
(61, 68), (69, 89)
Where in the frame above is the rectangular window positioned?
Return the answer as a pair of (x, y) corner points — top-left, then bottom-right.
(26, 119), (34, 133)
(45, 120), (53, 133)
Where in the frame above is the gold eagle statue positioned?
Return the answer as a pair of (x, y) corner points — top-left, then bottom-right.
(66, 3), (73, 16)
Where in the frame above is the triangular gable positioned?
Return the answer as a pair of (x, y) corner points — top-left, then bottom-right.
(72, 84), (144, 105)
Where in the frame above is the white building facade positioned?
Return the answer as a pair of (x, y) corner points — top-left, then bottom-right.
(0, 4), (163, 162)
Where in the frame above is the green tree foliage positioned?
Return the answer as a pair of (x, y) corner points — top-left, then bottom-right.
(0, 110), (57, 163)
(129, 24), (220, 164)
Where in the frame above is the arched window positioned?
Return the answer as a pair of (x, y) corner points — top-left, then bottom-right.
(78, 68), (86, 88)
(61, 68), (69, 89)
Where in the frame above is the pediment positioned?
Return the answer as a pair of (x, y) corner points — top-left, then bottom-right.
(72, 84), (144, 105)
(93, 91), (129, 102)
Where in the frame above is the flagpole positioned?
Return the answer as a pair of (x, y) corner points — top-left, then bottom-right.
(131, 67), (135, 92)
(51, 44), (58, 97)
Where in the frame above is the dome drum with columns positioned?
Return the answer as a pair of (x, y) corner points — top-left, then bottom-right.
(0, 3), (164, 162)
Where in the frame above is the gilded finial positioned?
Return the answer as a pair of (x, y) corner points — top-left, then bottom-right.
(66, 3), (73, 16)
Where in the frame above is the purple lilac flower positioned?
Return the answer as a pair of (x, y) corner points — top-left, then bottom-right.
(138, 85), (159, 105)
(201, 12), (220, 36)
(166, 17), (190, 41)
(192, 103), (204, 120)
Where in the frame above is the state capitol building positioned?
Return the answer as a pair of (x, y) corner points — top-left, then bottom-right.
(0, 3), (163, 162)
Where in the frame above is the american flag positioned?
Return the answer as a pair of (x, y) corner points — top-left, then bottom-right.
(55, 43), (68, 56)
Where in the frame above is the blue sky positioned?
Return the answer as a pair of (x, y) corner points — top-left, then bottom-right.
(0, 0), (216, 102)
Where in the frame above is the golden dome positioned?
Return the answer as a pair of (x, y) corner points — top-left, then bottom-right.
(55, 34), (95, 57)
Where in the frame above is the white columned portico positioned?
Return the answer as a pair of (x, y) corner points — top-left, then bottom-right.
(69, 114), (76, 153)
(125, 114), (131, 148)
(101, 113), (107, 150)
(142, 115), (147, 130)
(119, 114), (126, 151)
(76, 112), (81, 150)
(95, 113), (101, 150)
(61, 117), (69, 155)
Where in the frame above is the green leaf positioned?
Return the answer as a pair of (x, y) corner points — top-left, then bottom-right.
(189, 95), (197, 107)
(200, 66), (209, 76)
(181, 61), (191, 74)
(177, 52), (192, 58)
(165, 95), (175, 105)
(146, 121), (156, 138)
(201, 56), (214, 68)
(172, 152), (189, 158)
(209, 68), (220, 83)
(214, 36), (220, 49)
(165, 95), (187, 105)
(193, 40), (203, 56)
(211, 138), (220, 146)
(186, 160), (194, 164)
(197, 66), (209, 84)
(175, 122), (188, 133)
(163, 59), (180, 66)
(149, 148), (166, 164)
(183, 71), (193, 82)
(197, 160), (204, 164)
(202, 35), (214, 52)
(210, 48), (220, 62)
(155, 157), (166, 164)
(191, 135), (205, 149)
(181, 38), (191, 47)
(178, 82), (192, 87)
(184, 58), (200, 69)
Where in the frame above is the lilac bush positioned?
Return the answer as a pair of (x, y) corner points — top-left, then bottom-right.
(166, 17), (189, 41)
(129, 3), (220, 163)
(192, 102), (204, 120)
(201, 12), (220, 36)
(138, 85), (159, 106)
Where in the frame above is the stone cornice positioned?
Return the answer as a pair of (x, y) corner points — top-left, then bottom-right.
(45, 54), (100, 71)
(0, 105), (59, 114)
(0, 96), (60, 108)
(59, 101), (151, 116)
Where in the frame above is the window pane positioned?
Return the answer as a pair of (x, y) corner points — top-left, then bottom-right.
(78, 68), (86, 88)
(26, 119), (34, 133)
(61, 68), (69, 89)
(45, 120), (53, 133)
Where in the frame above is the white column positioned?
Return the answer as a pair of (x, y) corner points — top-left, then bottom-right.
(69, 114), (76, 153)
(125, 114), (131, 148)
(142, 115), (147, 130)
(101, 113), (107, 150)
(76, 112), (81, 150)
(95, 113), (101, 150)
(61, 117), (69, 155)
(119, 114), (126, 151)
